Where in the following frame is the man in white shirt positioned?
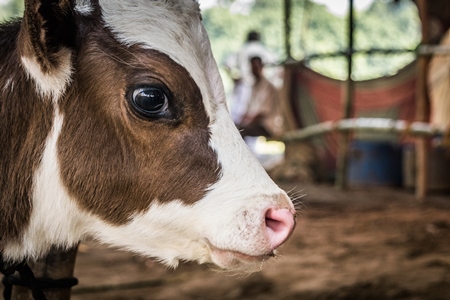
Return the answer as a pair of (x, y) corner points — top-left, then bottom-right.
(224, 31), (278, 125)
(238, 56), (283, 139)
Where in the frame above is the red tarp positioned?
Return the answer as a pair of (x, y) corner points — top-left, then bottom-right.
(290, 62), (417, 169)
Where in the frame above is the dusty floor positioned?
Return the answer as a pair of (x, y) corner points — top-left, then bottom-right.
(66, 183), (450, 300)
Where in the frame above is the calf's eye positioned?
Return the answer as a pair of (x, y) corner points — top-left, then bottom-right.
(130, 86), (170, 118)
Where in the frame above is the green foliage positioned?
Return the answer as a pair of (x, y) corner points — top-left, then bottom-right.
(202, 0), (285, 64)
(0, 0), (23, 21)
(349, 0), (420, 80)
(202, 0), (421, 81)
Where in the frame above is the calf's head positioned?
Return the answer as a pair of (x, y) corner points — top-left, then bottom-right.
(1, 0), (296, 272)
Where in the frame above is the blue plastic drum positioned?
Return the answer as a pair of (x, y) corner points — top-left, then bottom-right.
(348, 141), (403, 186)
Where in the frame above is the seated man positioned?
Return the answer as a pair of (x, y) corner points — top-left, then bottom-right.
(238, 56), (283, 139)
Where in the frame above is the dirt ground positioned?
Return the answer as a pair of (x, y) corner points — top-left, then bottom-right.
(66, 183), (450, 300)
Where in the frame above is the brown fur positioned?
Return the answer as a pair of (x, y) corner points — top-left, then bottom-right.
(57, 23), (222, 224)
(1, 0), (221, 248)
(0, 21), (55, 246)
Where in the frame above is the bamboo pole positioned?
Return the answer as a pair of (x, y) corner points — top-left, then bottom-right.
(335, 0), (354, 189)
(281, 118), (446, 142)
(280, 63), (299, 131)
(415, 0), (430, 201)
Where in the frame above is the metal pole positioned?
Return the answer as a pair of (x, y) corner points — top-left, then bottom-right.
(335, 0), (354, 189)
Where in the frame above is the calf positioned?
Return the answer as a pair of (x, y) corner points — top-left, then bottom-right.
(0, 0), (296, 273)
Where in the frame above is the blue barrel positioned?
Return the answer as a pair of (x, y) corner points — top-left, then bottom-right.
(348, 141), (403, 186)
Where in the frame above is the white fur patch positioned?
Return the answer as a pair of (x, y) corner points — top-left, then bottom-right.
(75, 0), (94, 15)
(20, 47), (73, 102)
(2, 77), (14, 93)
(99, 0), (224, 120)
(204, 104), (294, 251)
(2, 108), (92, 261)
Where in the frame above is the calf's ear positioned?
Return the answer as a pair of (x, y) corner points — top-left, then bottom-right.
(19, 0), (76, 98)
(20, 0), (76, 73)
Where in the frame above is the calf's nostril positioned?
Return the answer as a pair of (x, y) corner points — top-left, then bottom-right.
(265, 217), (285, 233)
(264, 208), (295, 249)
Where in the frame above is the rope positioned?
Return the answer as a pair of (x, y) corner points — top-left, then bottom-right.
(1, 256), (78, 300)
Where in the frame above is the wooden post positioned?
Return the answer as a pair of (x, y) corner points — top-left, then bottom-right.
(335, 0), (354, 189)
(11, 246), (78, 300)
(280, 63), (299, 132)
(283, 0), (293, 61)
(415, 0), (430, 201)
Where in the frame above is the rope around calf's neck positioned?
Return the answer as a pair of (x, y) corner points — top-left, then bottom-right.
(0, 255), (78, 300)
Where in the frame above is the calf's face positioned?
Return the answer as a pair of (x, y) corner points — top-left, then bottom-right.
(2, 0), (296, 272)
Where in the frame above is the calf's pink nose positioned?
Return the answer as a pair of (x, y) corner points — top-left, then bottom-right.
(265, 208), (296, 249)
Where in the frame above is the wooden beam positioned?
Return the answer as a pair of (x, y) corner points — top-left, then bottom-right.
(415, 0), (430, 201)
(335, 0), (354, 189)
